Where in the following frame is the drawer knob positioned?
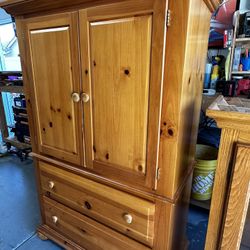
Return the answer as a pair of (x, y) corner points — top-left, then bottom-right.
(48, 181), (54, 189)
(81, 93), (90, 103)
(71, 92), (80, 103)
(84, 201), (92, 210)
(52, 216), (58, 224)
(123, 213), (133, 224)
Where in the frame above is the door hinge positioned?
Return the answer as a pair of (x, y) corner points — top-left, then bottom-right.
(166, 10), (171, 27)
(156, 167), (161, 180)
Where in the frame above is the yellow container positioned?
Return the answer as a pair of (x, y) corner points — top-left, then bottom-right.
(191, 144), (218, 201)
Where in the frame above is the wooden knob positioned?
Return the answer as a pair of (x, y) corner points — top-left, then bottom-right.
(52, 216), (58, 224)
(81, 93), (90, 103)
(71, 92), (80, 103)
(48, 181), (54, 189)
(123, 213), (133, 224)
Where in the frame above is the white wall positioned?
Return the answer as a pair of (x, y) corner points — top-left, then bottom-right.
(0, 8), (11, 25)
(240, 0), (250, 10)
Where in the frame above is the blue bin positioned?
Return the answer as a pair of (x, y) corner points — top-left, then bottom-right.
(241, 57), (250, 71)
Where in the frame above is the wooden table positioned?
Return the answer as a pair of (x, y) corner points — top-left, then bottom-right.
(205, 96), (250, 250)
(220, 144), (250, 250)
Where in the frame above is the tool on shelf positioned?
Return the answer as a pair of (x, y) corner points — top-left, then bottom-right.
(0, 71), (31, 161)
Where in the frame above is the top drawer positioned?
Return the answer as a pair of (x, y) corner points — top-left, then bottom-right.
(39, 161), (155, 247)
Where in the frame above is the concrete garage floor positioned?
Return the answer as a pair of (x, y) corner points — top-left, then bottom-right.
(0, 155), (208, 250)
(0, 155), (61, 250)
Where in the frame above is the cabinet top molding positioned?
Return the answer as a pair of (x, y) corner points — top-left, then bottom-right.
(0, 0), (221, 17)
(206, 95), (250, 131)
(0, 0), (127, 17)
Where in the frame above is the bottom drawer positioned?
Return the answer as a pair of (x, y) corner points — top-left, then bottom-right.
(43, 196), (150, 250)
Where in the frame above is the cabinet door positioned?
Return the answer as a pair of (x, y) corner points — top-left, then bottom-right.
(26, 13), (83, 165)
(80, 0), (167, 189)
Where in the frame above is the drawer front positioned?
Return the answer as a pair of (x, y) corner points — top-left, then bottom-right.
(39, 161), (155, 246)
(43, 196), (150, 250)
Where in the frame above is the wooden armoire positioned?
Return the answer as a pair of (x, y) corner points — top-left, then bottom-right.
(0, 0), (219, 249)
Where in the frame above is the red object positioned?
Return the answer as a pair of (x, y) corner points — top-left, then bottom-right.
(224, 29), (233, 48)
(209, 0), (237, 47)
(237, 79), (250, 95)
(224, 30), (228, 48)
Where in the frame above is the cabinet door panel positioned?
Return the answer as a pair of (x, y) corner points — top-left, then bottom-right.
(80, 0), (167, 189)
(90, 16), (151, 174)
(27, 14), (83, 165)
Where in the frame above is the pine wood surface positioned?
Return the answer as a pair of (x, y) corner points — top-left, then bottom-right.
(2, 0), (214, 249)
(43, 196), (150, 250)
(153, 172), (193, 250)
(89, 16), (151, 174)
(203, 0), (221, 12)
(26, 13), (83, 165)
(40, 168), (193, 250)
(14, 0), (212, 198)
(15, 19), (39, 152)
(38, 224), (85, 250)
(17, 0), (168, 191)
(0, 0), (220, 16)
(207, 96), (250, 131)
(78, 0), (168, 190)
(220, 145), (250, 250)
(33, 152), (165, 203)
(205, 128), (239, 250)
(36, 154), (192, 250)
(206, 99), (250, 250)
(86, 0), (154, 21)
(157, 0), (211, 198)
(40, 161), (155, 246)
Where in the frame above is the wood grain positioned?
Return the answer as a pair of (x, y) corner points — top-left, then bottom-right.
(26, 13), (83, 165)
(15, 18), (39, 152)
(205, 98), (250, 250)
(157, 0), (211, 198)
(205, 128), (239, 250)
(207, 110), (250, 133)
(38, 224), (85, 250)
(0, 0), (128, 17)
(89, 16), (151, 174)
(220, 145), (250, 250)
(16, 19), (48, 225)
(33, 152), (176, 203)
(0, 0), (219, 16)
(79, 0), (168, 190)
(86, 0), (154, 21)
(9, 0), (214, 249)
(153, 171), (192, 249)
(203, 0), (221, 12)
(43, 196), (150, 250)
(78, 10), (92, 169)
(147, 0), (168, 190)
(39, 161), (155, 246)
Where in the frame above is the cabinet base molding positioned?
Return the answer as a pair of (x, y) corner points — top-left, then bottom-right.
(37, 225), (84, 250)
(37, 231), (48, 241)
